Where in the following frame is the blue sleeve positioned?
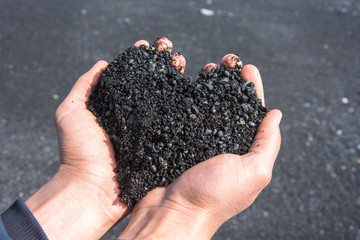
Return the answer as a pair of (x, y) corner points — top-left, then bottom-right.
(0, 219), (11, 240)
(1, 198), (48, 240)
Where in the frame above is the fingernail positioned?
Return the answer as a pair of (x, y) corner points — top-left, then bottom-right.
(202, 63), (218, 72)
(153, 37), (173, 52)
(221, 54), (243, 69)
(171, 53), (186, 73)
(276, 111), (283, 126)
(134, 40), (150, 48)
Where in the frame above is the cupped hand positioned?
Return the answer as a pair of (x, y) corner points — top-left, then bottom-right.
(55, 60), (132, 215)
(119, 38), (282, 240)
(26, 61), (131, 240)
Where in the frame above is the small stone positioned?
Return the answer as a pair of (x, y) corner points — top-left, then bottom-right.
(239, 118), (245, 125)
(212, 129), (218, 135)
(43, 146), (51, 153)
(341, 97), (349, 104)
(1, 118), (7, 125)
(183, 97), (194, 106)
(248, 121), (256, 128)
(189, 114), (197, 119)
(150, 165), (157, 173)
(191, 105), (199, 114)
(200, 8), (215, 16)
(303, 102), (311, 108)
(146, 143), (157, 153)
(241, 95), (249, 102)
(202, 82), (214, 91)
(234, 143), (239, 150)
(241, 103), (251, 112)
(210, 105), (216, 114)
(52, 94), (59, 100)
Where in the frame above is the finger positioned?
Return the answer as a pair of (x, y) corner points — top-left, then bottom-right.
(246, 109), (282, 170)
(67, 60), (108, 104)
(202, 63), (219, 72)
(241, 64), (265, 106)
(134, 40), (150, 48)
(171, 53), (186, 73)
(153, 37), (173, 52)
(221, 54), (243, 69)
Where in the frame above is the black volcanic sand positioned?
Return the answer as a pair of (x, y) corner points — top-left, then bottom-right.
(87, 45), (267, 205)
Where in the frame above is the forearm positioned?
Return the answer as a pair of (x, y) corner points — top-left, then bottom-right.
(25, 167), (129, 240)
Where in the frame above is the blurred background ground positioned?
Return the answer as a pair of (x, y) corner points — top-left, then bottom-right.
(0, 0), (359, 239)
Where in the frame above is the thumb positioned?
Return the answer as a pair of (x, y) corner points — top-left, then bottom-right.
(244, 109), (282, 175)
(67, 60), (108, 104)
(55, 61), (108, 119)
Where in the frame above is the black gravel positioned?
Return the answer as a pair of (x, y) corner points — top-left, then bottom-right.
(86, 44), (267, 205)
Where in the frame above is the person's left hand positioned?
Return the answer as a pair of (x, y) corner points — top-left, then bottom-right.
(118, 38), (282, 240)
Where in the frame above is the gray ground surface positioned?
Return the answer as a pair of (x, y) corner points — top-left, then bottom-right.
(1, 0), (359, 239)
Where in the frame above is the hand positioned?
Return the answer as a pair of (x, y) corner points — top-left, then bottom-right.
(119, 39), (282, 240)
(26, 61), (131, 240)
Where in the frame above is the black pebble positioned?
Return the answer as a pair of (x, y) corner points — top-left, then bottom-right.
(150, 165), (157, 173)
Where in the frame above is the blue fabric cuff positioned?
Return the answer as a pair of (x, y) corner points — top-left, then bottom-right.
(0, 219), (11, 240)
(1, 198), (48, 240)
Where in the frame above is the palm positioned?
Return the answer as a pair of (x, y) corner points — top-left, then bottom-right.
(54, 61), (121, 201)
(130, 61), (280, 223)
(134, 153), (261, 220)
(56, 109), (116, 181)
(167, 154), (254, 212)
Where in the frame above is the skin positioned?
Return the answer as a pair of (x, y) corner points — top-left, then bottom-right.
(119, 39), (281, 239)
(171, 53), (186, 73)
(153, 37), (173, 52)
(221, 54), (243, 69)
(202, 63), (218, 72)
(25, 61), (131, 240)
(134, 40), (150, 48)
(24, 37), (281, 240)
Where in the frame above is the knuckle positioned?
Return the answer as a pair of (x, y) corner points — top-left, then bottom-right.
(256, 166), (272, 186)
(54, 104), (62, 122)
(97, 60), (108, 66)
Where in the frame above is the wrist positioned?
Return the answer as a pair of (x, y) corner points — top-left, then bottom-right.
(119, 195), (221, 240)
(26, 166), (130, 240)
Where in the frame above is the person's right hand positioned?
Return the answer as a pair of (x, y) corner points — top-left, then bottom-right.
(26, 61), (132, 240)
(119, 38), (282, 240)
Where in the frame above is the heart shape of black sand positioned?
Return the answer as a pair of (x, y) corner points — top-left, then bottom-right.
(87, 44), (267, 205)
